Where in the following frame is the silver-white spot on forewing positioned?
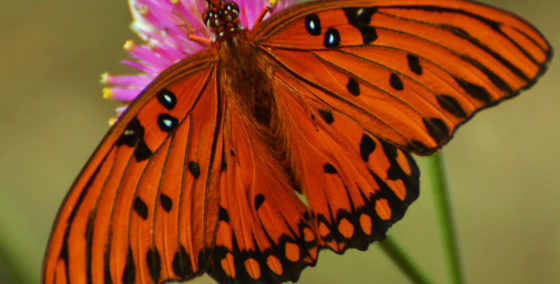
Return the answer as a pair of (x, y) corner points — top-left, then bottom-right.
(328, 33), (335, 45)
(162, 94), (172, 104)
(308, 20), (315, 30)
(162, 119), (173, 128)
(357, 8), (364, 16)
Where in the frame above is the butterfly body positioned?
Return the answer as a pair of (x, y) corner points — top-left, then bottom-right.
(44, 0), (551, 283)
(219, 33), (280, 129)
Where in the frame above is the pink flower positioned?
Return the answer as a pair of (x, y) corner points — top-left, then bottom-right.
(101, 0), (296, 123)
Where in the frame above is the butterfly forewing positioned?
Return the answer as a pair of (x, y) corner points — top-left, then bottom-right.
(256, 0), (551, 154)
(43, 51), (223, 283)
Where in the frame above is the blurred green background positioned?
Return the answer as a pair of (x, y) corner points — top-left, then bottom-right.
(0, 0), (558, 283)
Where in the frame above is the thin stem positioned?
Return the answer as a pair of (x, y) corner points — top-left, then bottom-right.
(379, 236), (433, 284)
(426, 152), (465, 284)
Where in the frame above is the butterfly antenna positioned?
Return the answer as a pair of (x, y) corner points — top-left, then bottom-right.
(172, 10), (212, 46)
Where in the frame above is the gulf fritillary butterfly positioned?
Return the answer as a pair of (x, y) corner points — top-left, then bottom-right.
(43, 0), (551, 283)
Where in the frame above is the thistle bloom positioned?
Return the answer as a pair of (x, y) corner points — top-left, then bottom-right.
(101, 0), (295, 122)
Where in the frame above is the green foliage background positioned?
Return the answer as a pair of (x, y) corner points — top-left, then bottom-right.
(0, 0), (558, 283)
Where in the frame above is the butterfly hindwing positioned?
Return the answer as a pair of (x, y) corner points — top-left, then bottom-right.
(274, 70), (419, 252)
(43, 51), (223, 284)
(208, 91), (319, 284)
(256, 0), (551, 155)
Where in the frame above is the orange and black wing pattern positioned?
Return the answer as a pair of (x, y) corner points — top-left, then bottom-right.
(203, 53), (416, 284)
(43, 50), (224, 283)
(256, 0), (552, 155)
(272, 70), (419, 253)
(207, 100), (319, 283)
(43, 0), (552, 283)
(249, 0), (551, 272)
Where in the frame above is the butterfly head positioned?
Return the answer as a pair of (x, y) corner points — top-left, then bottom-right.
(204, 0), (241, 41)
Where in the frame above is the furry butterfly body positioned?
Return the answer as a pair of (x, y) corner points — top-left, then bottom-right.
(44, 0), (551, 283)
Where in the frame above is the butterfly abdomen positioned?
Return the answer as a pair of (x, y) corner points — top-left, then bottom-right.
(219, 33), (281, 130)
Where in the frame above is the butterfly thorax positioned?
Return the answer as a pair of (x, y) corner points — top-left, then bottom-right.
(204, 0), (277, 130)
(218, 32), (278, 130)
(204, 0), (242, 41)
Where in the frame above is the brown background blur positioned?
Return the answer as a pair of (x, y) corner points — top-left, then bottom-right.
(0, 0), (558, 283)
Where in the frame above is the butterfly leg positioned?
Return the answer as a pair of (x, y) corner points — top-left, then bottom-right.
(255, 3), (276, 25)
(188, 34), (213, 46)
(173, 10), (213, 46)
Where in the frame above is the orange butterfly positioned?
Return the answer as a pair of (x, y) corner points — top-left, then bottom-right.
(43, 0), (551, 283)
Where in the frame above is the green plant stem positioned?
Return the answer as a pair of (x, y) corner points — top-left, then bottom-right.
(379, 236), (432, 284)
(0, 192), (41, 284)
(426, 152), (465, 284)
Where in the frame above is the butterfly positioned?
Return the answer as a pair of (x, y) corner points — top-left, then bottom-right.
(43, 0), (551, 283)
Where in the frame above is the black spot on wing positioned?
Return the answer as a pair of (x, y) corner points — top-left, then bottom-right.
(116, 117), (153, 161)
(346, 78), (360, 96)
(436, 94), (467, 118)
(423, 117), (449, 144)
(324, 28), (340, 48)
(133, 197), (148, 220)
(116, 118), (142, 147)
(157, 90), (177, 110)
(359, 134), (376, 162)
(318, 109), (334, 124)
(407, 54), (422, 75)
(122, 248), (135, 284)
(360, 26), (377, 44)
(157, 114), (178, 132)
(389, 73), (403, 90)
(219, 206), (229, 222)
(323, 163), (338, 174)
(305, 14), (321, 36)
(146, 248), (162, 282)
(172, 245), (193, 278)
(344, 7), (377, 25)
(134, 142), (153, 161)
(188, 161), (201, 178)
(254, 194), (265, 210)
(160, 193), (172, 212)
(454, 76), (492, 103)
(344, 7), (378, 44)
